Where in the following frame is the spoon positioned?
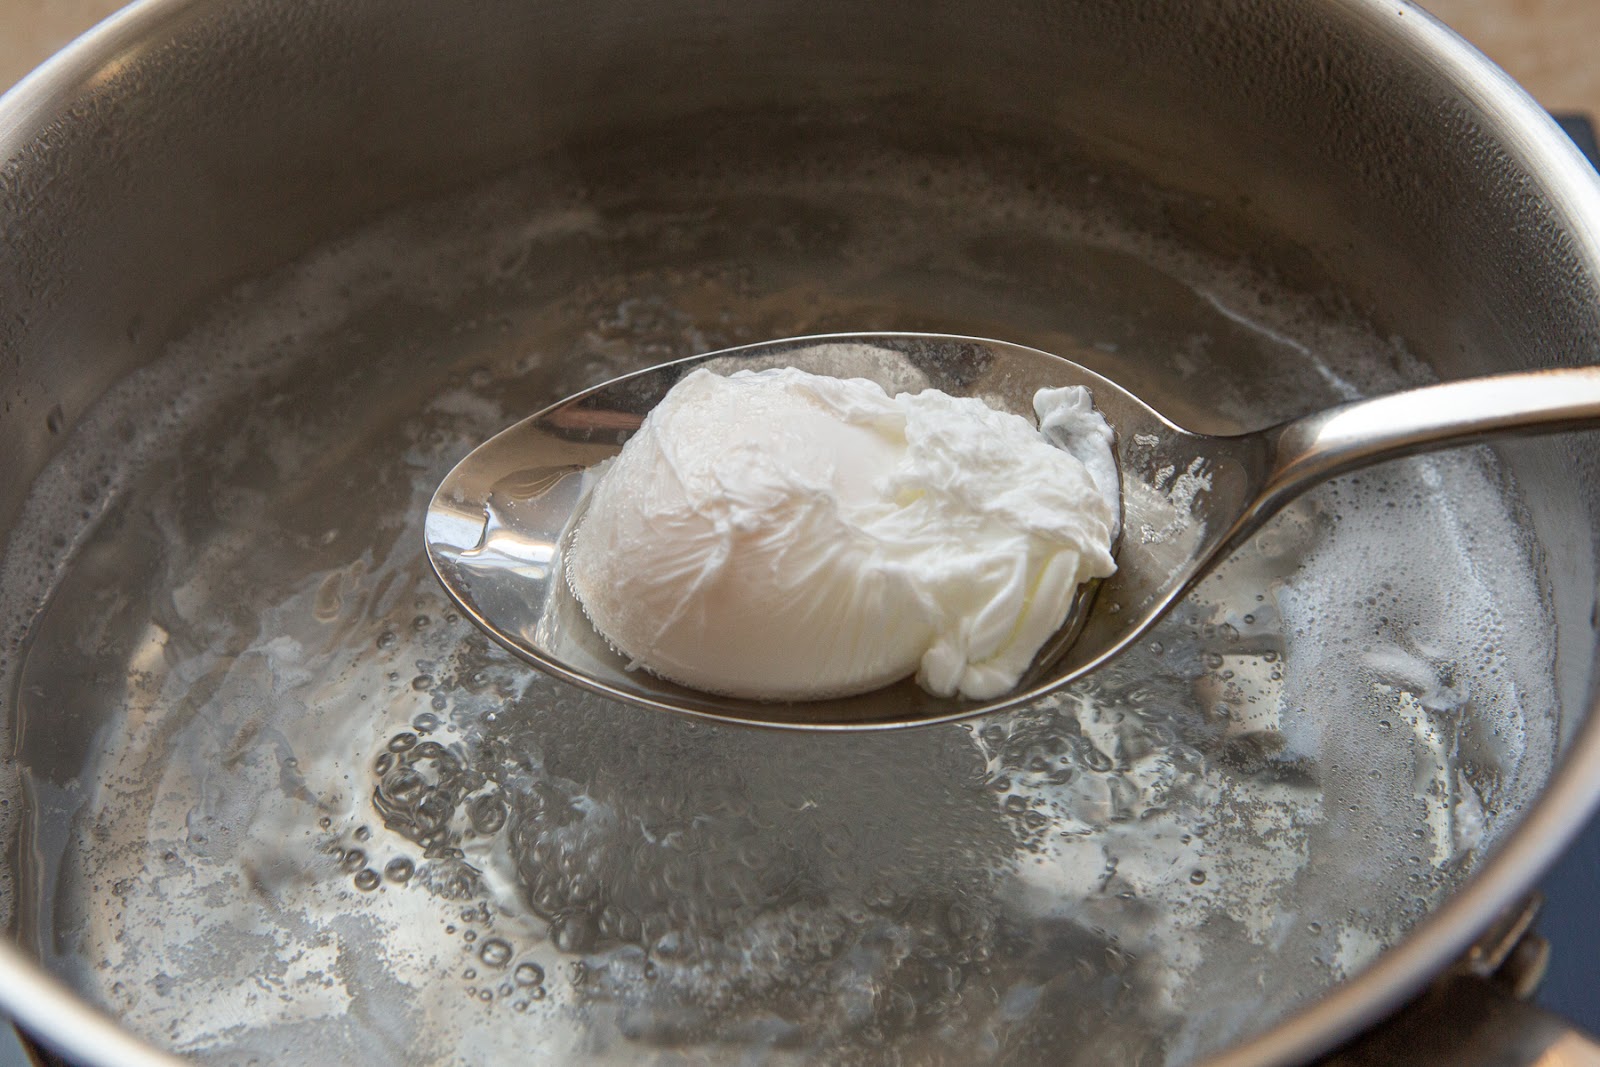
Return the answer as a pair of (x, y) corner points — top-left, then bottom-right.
(425, 332), (1600, 731)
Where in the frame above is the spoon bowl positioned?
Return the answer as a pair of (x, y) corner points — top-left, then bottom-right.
(425, 332), (1600, 730)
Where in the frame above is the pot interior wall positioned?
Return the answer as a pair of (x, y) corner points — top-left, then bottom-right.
(2, 0), (1596, 715)
(0, 0), (1593, 520)
(1, 1), (1599, 1065)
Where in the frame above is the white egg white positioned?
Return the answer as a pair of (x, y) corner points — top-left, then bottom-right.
(566, 366), (1117, 701)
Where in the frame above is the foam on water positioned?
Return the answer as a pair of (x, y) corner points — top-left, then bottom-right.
(0, 130), (1560, 1064)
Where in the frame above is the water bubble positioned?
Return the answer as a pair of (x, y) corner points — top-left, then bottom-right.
(376, 630), (398, 650)
(415, 791), (454, 831)
(514, 962), (545, 988)
(551, 913), (597, 954)
(353, 869), (381, 891)
(384, 857), (414, 883)
(341, 849), (367, 872)
(412, 614), (432, 631)
(387, 732), (418, 753)
(479, 938), (513, 968)
(469, 794), (508, 835)
(354, 826), (371, 842)
(1189, 869), (1207, 886)
(381, 768), (425, 805)
(411, 675), (435, 692)
(413, 712), (441, 733)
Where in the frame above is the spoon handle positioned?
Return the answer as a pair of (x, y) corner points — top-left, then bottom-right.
(1240, 365), (1600, 534)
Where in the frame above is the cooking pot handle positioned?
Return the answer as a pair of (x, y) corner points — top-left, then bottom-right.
(1315, 895), (1600, 1065)
(1316, 972), (1600, 1066)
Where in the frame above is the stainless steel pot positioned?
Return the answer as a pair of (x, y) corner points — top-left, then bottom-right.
(4, 1), (1600, 1064)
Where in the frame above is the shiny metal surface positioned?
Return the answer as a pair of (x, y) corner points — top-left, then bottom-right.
(3, 0), (1600, 1065)
(429, 333), (1600, 730)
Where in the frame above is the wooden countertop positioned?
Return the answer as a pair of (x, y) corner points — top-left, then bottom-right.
(1422, 0), (1600, 116)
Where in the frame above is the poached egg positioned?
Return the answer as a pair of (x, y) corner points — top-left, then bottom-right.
(565, 366), (1118, 701)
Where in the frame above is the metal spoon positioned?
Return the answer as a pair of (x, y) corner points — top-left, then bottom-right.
(425, 332), (1600, 731)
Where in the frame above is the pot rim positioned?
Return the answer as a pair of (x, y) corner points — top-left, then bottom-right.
(2, 1), (1599, 1065)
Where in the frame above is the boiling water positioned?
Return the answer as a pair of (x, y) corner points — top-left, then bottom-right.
(0, 133), (1559, 1065)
